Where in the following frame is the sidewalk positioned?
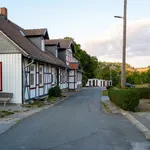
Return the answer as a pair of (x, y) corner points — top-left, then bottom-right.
(132, 112), (150, 130)
(101, 95), (150, 140)
(0, 90), (77, 135)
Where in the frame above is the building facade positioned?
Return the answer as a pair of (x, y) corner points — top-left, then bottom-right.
(0, 7), (83, 104)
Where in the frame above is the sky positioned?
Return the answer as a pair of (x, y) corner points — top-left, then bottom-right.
(1, 0), (150, 68)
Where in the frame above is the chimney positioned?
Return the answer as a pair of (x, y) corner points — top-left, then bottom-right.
(0, 7), (7, 19)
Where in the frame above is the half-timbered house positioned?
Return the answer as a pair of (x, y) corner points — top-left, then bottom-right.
(45, 39), (83, 90)
(0, 7), (69, 104)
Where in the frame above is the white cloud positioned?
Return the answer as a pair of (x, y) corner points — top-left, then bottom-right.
(83, 19), (150, 67)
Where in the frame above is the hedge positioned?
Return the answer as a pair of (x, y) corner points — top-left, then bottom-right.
(108, 88), (140, 111)
(135, 88), (150, 99)
(48, 86), (62, 97)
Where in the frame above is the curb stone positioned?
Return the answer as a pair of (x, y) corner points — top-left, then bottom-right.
(101, 96), (150, 140)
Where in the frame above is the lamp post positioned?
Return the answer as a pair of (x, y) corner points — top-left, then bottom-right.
(114, 0), (127, 88)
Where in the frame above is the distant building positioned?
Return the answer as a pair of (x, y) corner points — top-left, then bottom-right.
(86, 79), (112, 87)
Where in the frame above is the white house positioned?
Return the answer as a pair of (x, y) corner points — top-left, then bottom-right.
(86, 79), (112, 87)
(0, 7), (83, 104)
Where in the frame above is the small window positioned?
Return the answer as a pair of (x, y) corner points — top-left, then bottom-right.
(41, 38), (45, 51)
(47, 65), (51, 83)
(56, 49), (58, 58)
(51, 74), (53, 83)
(63, 70), (65, 82)
(30, 64), (35, 87)
(39, 65), (44, 86)
(30, 65), (35, 71)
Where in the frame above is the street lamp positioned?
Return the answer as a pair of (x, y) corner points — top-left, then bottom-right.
(114, 0), (127, 88)
(114, 16), (123, 19)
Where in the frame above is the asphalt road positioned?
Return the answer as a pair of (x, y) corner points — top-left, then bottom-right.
(0, 87), (149, 150)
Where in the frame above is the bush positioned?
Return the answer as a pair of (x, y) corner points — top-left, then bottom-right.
(106, 86), (112, 90)
(135, 88), (150, 99)
(48, 86), (62, 97)
(108, 88), (140, 111)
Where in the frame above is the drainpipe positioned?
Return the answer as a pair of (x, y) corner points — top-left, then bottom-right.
(23, 58), (34, 104)
(24, 59), (34, 69)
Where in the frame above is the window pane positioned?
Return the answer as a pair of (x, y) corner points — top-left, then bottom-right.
(39, 66), (43, 72)
(30, 65), (34, 71)
(51, 74), (53, 83)
(39, 74), (43, 85)
(30, 74), (34, 86)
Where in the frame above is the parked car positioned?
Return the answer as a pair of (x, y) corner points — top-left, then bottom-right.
(125, 83), (135, 88)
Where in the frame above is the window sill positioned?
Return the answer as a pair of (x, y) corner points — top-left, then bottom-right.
(39, 85), (44, 88)
(30, 87), (36, 90)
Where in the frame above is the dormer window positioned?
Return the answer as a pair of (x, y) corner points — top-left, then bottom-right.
(24, 28), (49, 52)
(41, 38), (45, 51)
(45, 40), (59, 57)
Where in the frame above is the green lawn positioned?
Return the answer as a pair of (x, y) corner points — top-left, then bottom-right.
(0, 110), (14, 118)
(47, 96), (56, 102)
(24, 101), (45, 108)
(136, 84), (149, 88)
(102, 90), (108, 96)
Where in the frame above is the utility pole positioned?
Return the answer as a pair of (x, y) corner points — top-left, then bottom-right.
(121, 0), (127, 87)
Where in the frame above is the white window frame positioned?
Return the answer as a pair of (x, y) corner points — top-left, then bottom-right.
(39, 65), (44, 86)
(56, 48), (58, 58)
(30, 64), (36, 88)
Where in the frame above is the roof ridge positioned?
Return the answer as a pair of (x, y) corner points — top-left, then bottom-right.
(25, 28), (47, 30)
(0, 17), (66, 67)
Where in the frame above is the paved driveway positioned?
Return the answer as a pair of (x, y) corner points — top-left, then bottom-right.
(0, 87), (149, 150)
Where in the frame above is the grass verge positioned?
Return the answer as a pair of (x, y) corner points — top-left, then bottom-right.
(24, 101), (45, 108)
(136, 84), (150, 88)
(0, 110), (14, 118)
(102, 102), (111, 113)
(47, 96), (56, 103)
(102, 90), (108, 96)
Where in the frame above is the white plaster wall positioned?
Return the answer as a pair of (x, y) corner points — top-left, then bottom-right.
(0, 54), (22, 103)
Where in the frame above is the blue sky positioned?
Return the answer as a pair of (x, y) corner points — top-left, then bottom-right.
(1, 0), (150, 67)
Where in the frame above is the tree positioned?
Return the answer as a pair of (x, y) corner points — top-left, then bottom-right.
(64, 37), (99, 86)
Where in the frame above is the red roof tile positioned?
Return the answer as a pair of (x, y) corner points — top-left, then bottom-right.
(69, 63), (79, 69)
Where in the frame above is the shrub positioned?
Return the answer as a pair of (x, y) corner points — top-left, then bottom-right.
(48, 86), (62, 97)
(135, 88), (150, 99)
(108, 88), (140, 111)
(106, 86), (112, 90)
